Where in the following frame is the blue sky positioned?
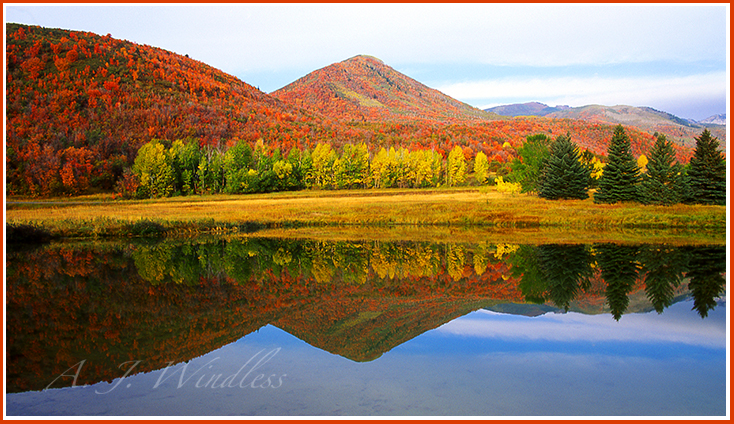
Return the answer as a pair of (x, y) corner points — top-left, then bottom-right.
(4, 4), (729, 120)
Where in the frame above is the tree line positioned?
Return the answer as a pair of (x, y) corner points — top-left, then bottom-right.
(122, 125), (725, 207)
(122, 137), (478, 198)
(507, 126), (726, 206)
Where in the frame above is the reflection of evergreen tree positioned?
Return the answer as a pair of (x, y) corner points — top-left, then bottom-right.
(685, 246), (726, 318)
(595, 243), (640, 320)
(638, 245), (688, 313)
(512, 244), (593, 309)
(511, 245), (547, 304)
(538, 244), (594, 311)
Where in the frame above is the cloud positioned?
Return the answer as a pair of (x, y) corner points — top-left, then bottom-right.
(6, 4), (726, 72)
(435, 304), (726, 349)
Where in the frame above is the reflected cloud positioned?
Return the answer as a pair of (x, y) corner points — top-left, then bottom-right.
(437, 301), (726, 349)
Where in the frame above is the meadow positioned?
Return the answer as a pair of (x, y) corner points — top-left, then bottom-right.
(5, 187), (726, 245)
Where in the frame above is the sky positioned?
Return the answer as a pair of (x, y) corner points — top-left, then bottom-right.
(4, 4), (729, 121)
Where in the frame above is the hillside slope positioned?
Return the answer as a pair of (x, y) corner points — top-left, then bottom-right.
(486, 102), (568, 117)
(273, 55), (501, 124)
(6, 24), (698, 198)
(5, 23), (338, 195)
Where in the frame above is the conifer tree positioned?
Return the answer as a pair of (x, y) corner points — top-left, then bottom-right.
(687, 129), (726, 205)
(594, 125), (641, 203)
(638, 134), (686, 205)
(537, 134), (590, 200)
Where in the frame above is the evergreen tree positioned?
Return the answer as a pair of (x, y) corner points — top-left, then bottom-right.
(537, 134), (590, 200)
(687, 129), (726, 205)
(594, 125), (641, 203)
(638, 134), (686, 205)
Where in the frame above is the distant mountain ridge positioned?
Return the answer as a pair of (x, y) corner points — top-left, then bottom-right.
(486, 102), (570, 117)
(273, 55), (501, 123)
(699, 113), (727, 125)
(487, 102), (726, 149)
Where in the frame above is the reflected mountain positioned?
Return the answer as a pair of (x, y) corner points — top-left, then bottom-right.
(5, 237), (726, 393)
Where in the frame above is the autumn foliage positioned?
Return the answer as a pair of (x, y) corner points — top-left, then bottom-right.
(6, 24), (697, 197)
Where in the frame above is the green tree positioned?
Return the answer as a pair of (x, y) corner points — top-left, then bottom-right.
(638, 134), (686, 205)
(223, 139), (253, 194)
(537, 134), (590, 200)
(446, 145), (467, 187)
(284, 146), (306, 190)
(335, 143), (370, 189)
(132, 139), (174, 198)
(198, 146), (225, 194)
(685, 246), (726, 318)
(176, 139), (203, 195)
(687, 129), (726, 205)
(639, 245), (687, 314)
(595, 243), (640, 321)
(510, 134), (551, 193)
(594, 125), (641, 203)
(473, 151), (489, 185)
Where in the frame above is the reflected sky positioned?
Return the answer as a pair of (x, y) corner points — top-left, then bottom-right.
(6, 299), (726, 417)
(434, 300), (727, 350)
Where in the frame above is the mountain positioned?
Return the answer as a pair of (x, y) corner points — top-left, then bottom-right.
(699, 114), (727, 126)
(5, 23), (344, 196)
(272, 55), (501, 123)
(485, 102), (569, 117)
(5, 23), (702, 198)
(487, 102), (726, 150)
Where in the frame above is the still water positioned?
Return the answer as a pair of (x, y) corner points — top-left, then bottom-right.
(5, 236), (727, 416)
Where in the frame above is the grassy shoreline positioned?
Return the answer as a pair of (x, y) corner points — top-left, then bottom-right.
(5, 187), (726, 244)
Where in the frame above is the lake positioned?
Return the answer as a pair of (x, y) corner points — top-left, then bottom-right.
(4, 236), (727, 416)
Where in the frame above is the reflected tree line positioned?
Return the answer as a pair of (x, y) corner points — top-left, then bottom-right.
(5, 238), (725, 392)
(510, 243), (725, 319)
(128, 238), (725, 319)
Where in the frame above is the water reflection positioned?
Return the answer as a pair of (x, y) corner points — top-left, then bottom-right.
(5, 237), (726, 395)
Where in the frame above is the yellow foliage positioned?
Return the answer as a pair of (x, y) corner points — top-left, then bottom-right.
(494, 243), (519, 259)
(495, 176), (522, 194)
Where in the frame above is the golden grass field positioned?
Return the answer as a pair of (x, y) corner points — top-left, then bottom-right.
(6, 187), (726, 244)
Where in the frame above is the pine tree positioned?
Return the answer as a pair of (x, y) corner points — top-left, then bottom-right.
(594, 125), (641, 204)
(687, 129), (726, 205)
(537, 134), (590, 200)
(638, 134), (686, 205)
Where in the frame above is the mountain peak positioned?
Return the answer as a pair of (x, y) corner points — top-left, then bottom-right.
(273, 56), (498, 123)
(345, 54), (384, 64)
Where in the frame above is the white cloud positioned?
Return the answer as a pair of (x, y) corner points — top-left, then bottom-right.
(6, 4), (726, 72)
(435, 304), (726, 349)
(437, 71), (727, 112)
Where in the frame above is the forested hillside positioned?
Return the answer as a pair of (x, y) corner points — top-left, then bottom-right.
(5, 23), (341, 196)
(5, 24), (695, 197)
(273, 54), (499, 123)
